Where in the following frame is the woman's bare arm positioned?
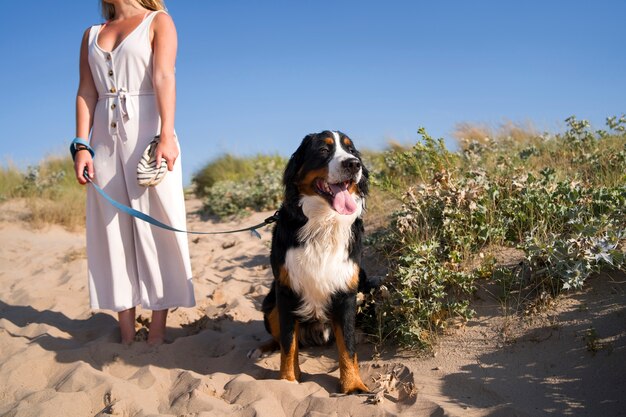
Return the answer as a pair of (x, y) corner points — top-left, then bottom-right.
(75, 27), (98, 184)
(151, 12), (178, 171)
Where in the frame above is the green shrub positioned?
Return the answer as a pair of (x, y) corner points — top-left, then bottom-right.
(193, 154), (286, 197)
(374, 127), (459, 193)
(370, 240), (476, 348)
(198, 155), (286, 217)
(365, 116), (626, 349)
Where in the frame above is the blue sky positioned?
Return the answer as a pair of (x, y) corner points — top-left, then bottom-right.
(1, 1), (624, 185)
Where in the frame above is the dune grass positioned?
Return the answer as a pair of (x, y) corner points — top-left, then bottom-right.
(0, 163), (24, 200)
(0, 156), (86, 230)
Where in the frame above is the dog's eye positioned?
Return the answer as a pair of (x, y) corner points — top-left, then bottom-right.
(320, 147), (330, 156)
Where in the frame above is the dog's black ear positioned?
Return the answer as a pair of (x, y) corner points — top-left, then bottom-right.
(283, 134), (314, 208)
(283, 134), (314, 187)
(283, 151), (301, 188)
(358, 163), (369, 197)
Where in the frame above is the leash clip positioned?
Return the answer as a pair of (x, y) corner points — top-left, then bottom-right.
(264, 211), (280, 225)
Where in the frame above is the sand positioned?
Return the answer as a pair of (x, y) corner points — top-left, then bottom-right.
(0, 198), (624, 417)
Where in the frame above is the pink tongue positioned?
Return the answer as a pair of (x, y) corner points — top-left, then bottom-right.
(329, 183), (357, 215)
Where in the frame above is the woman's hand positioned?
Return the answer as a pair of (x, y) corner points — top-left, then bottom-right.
(155, 132), (179, 171)
(74, 150), (95, 185)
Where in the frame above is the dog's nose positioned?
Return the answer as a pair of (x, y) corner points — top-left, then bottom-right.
(342, 158), (361, 174)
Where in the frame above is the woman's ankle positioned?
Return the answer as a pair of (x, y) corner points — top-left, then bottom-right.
(147, 309), (168, 345)
(118, 307), (136, 344)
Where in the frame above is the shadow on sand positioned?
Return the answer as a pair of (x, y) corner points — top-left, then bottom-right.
(0, 299), (374, 395)
(439, 271), (626, 417)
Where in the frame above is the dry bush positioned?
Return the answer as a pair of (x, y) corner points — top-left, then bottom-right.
(499, 120), (539, 144)
(0, 163), (25, 200)
(453, 122), (494, 146)
(25, 189), (86, 231)
(454, 119), (539, 150)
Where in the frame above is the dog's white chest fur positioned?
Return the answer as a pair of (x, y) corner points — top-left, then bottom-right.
(285, 195), (362, 322)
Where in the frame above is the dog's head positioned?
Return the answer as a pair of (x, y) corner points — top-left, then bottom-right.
(283, 130), (368, 217)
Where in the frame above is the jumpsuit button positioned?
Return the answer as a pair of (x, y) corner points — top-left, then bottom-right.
(106, 54), (111, 61)
(111, 122), (117, 128)
(111, 103), (116, 110)
(110, 87), (117, 93)
(108, 69), (114, 76)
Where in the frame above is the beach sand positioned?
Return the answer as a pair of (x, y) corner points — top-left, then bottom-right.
(1, 198), (624, 417)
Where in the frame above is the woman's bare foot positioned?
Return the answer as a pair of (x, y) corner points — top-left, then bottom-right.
(118, 307), (136, 345)
(147, 309), (168, 346)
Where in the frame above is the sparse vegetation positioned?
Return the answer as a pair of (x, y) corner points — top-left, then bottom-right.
(0, 156), (86, 230)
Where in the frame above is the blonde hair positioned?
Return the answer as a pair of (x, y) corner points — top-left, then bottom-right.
(101, 0), (166, 20)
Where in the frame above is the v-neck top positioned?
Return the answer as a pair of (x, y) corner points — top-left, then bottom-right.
(87, 11), (161, 100)
(95, 11), (150, 54)
(87, 11), (163, 136)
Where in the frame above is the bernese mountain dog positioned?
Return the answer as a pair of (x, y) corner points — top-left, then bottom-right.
(249, 130), (381, 394)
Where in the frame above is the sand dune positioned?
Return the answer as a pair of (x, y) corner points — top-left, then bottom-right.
(1, 198), (624, 416)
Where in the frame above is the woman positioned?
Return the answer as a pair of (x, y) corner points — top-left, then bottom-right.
(73, 0), (194, 345)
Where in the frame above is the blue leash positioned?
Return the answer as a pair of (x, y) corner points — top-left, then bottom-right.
(84, 170), (278, 238)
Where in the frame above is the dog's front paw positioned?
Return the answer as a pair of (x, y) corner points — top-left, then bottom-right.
(279, 365), (301, 382)
(280, 378), (300, 385)
(340, 377), (369, 395)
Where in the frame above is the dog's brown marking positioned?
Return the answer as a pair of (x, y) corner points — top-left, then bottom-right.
(278, 265), (291, 289)
(332, 322), (369, 394)
(348, 267), (360, 291)
(324, 136), (335, 145)
(279, 321), (301, 382)
(298, 167), (329, 196)
(343, 137), (353, 147)
(253, 307), (281, 359)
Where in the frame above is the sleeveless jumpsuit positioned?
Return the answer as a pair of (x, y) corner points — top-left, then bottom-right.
(85, 11), (195, 312)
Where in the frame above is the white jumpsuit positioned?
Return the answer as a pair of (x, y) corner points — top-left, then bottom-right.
(85, 11), (195, 312)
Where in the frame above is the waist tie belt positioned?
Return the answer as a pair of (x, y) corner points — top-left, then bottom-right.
(98, 89), (155, 135)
